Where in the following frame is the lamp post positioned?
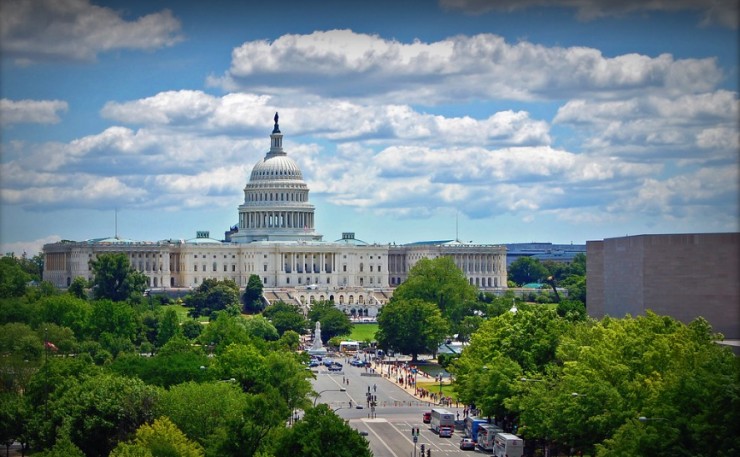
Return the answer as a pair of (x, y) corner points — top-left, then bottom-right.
(314, 388), (347, 407)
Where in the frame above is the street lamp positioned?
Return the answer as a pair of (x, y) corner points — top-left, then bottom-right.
(314, 388), (347, 406)
(520, 377), (544, 382)
(571, 392), (586, 397)
(638, 416), (667, 422)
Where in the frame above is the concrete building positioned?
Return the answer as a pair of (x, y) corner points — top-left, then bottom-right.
(43, 114), (507, 316)
(587, 233), (739, 339)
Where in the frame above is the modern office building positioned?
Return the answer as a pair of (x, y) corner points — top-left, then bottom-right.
(43, 114), (507, 316)
(586, 233), (739, 339)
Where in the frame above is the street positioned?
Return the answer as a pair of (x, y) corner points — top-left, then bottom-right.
(310, 355), (487, 456)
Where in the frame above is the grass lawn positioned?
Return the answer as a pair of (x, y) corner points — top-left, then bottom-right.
(416, 380), (456, 398)
(348, 323), (378, 342)
(170, 304), (209, 323)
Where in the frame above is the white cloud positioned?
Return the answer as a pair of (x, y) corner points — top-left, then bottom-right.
(439, 0), (738, 29)
(211, 30), (722, 103)
(0, 0), (183, 64)
(1, 235), (61, 257)
(554, 90), (739, 159)
(0, 98), (68, 124)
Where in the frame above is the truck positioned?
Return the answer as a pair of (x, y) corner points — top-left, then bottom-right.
(476, 423), (504, 452)
(463, 417), (487, 442)
(430, 408), (455, 434)
(492, 432), (524, 457)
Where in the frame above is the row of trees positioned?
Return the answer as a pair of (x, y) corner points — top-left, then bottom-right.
(375, 256), (586, 361)
(451, 306), (740, 456)
(0, 253), (370, 457)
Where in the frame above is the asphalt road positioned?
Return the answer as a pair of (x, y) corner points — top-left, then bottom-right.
(310, 356), (488, 456)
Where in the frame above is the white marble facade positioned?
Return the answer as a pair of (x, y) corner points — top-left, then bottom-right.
(43, 114), (507, 314)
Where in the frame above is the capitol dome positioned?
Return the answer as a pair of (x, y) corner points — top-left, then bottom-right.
(229, 113), (322, 244)
(249, 154), (303, 181)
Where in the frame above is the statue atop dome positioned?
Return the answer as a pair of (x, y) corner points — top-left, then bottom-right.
(272, 111), (280, 134)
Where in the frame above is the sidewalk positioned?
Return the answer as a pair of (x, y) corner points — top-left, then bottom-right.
(371, 359), (459, 409)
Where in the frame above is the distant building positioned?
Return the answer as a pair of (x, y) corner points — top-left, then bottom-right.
(43, 114), (507, 317)
(587, 233), (739, 339)
(505, 242), (585, 267)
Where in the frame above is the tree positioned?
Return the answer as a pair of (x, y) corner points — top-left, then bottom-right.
(391, 256), (477, 323)
(181, 319), (202, 340)
(307, 301), (352, 343)
(262, 301), (307, 336)
(90, 253), (148, 302)
(270, 404), (372, 457)
(39, 373), (161, 457)
(157, 381), (247, 450)
(242, 274), (265, 314)
(156, 308), (180, 347)
(35, 294), (91, 338)
(216, 388), (292, 457)
(508, 256), (548, 286)
(186, 279), (240, 318)
(68, 277), (88, 300)
(376, 298), (448, 362)
(242, 315), (279, 341)
(110, 417), (204, 457)
(0, 256), (31, 298)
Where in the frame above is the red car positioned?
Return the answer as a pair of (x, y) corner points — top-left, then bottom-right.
(422, 412), (431, 423)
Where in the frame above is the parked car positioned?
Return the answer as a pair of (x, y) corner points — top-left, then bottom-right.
(459, 438), (475, 450)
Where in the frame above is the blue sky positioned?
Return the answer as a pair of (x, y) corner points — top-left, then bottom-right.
(1, 0), (738, 255)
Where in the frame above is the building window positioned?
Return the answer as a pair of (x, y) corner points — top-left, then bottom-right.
(378, 265), (382, 272)
(343, 265), (347, 272)
(224, 265), (228, 272)
(287, 277), (290, 284)
(232, 265), (236, 272)
(263, 277), (267, 284)
(213, 262), (217, 272)
(263, 264), (268, 272)
(370, 265), (373, 272)
(194, 265), (198, 272)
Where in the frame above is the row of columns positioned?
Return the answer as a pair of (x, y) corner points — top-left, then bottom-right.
(239, 210), (314, 230)
(452, 253), (503, 274)
(282, 252), (335, 273)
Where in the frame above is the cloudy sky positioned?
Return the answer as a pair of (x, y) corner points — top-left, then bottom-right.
(1, 0), (738, 255)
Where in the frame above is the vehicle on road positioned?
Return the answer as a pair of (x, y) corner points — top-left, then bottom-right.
(323, 358), (333, 367)
(328, 362), (343, 371)
(422, 411), (431, 423)
(430, 408), (455, 434)
(492, 433), (524, 457)
(439, 426), (453, 438)
(308, 360), (319, 367)
(477, 423), (504, 452)
(460, 437), (475, 450)
(463, 416), (487, 442)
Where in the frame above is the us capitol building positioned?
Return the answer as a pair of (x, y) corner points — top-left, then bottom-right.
(44, 114), (507, 317)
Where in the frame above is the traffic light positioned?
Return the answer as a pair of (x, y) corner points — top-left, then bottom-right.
(427, 449), (430, 457)
(420, 444), (425, 453)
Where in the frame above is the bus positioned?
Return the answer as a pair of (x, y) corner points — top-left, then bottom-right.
(339, 341), (360, 354)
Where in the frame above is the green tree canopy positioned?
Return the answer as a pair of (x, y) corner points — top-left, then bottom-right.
(157, 381), (247, 450)
(110, 417), (204, 457)
(187, 279), (240, 318)
(90, 253), (148, 302)
(271, 404), (372, 457)
(307, 301), (352, 343)
(508, 256), (549, 286)
(242, 274), (265, 314)
(0, 255), (31, 298)
(262, 301), (307, 336)
(376, 298), (448, 362)
(391, 256), (477, 323)
(39, 373), (161, 457)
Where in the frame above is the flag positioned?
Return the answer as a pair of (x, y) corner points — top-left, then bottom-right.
(45, 341), (58, 352)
